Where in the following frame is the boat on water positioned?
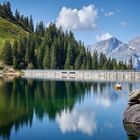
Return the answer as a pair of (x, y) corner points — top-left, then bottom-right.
(115, 84), (122, 90)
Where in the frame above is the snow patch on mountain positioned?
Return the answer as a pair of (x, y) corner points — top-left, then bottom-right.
(129, 46), (135, 50)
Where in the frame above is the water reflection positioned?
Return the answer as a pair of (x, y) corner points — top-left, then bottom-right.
(0, 78), (139, 140)
(56, 107), (96, 135)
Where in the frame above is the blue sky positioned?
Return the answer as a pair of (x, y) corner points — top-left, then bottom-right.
(1, 0), (140, 45)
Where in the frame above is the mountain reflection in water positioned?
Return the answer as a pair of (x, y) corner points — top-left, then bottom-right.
(0, 78), (140, 140)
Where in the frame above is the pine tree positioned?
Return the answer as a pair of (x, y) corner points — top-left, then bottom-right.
(50, 40), (57, 69)
(56, 35), (64, 69)
(92, 51), (98, 69)
(12, 40), (18, 68)
(81, 57), (86, 69)
(25, 35), (35, 69)
(35, 22), (45, 37)
(107, 58), (113, 70)
(128, 56), (133, 70)
(86, 51), (92, 69)
(25, 38), (30, 67)
(15, 9), (20, 20)
(64, 42), (74, 69)
(17, 37), (26, 69)
(4, 1), (12, 15)
(36, 40), (46, 69)
(2, 41), (13, 65)
(29, 15), (34, 32)
(24, 17), (29, 29)
(99, 53), (107, 69)
(74, 55), (81, 69)
(112, 59), (118, 70)
(43, 46), (50, 69)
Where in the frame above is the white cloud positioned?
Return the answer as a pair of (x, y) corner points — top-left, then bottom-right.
(56, 5), (98, 31)
(56, 108), (96, 135)
(120, 21), (127, 26)
(96, 33), (112, 41)
(104, 11), (114, 17)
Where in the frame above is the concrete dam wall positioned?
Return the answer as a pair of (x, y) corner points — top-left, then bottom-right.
(23, 70), (140, 82)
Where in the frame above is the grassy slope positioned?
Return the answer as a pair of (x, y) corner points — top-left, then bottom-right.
(0, 17), (28, 51)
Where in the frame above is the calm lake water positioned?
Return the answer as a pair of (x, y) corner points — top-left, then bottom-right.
(0, 78), (140, 140)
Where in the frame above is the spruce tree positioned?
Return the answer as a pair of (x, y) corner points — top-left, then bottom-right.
(17, 37), (26, 69)
(4, 1), (12, 15)
(29, 15), (34, 32)
(92, 51), (98, 69)
(64, 42), (74, 69)
(2, 41), (13, 65)
(35, 22), (45, 37)
(15, 9), (20, 20)
(99, 53), (107, 69)
(12, 40), (18, 68)
(36, 40), (46, 69)
(86, 51), (92, 69)
(25, 35), (35, 69)
(74, 55), (81, 69)
(50, 40), (57, 69)
(81, 57), (86, 69)
(43, 46), (50, 69)
(128, 56), (133, 70)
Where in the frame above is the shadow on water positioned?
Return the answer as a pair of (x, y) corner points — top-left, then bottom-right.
(123, 123), (140, 140)
(0, 77), (138, 139)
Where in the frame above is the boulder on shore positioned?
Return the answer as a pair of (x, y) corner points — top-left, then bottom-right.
(129, 90), (140, 103)
(123, 123), (140, 140)
(123, 90), (140, 124)
(123, 90), (140, 139)
(123, 104), (140, 124)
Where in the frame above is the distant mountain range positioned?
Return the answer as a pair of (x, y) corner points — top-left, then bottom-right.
(88, 37), (140, 69)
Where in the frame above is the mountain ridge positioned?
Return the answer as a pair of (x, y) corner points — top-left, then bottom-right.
(88, 37), (140, 69)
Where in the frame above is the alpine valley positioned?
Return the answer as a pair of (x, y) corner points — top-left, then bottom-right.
(88, 37), (140, 69)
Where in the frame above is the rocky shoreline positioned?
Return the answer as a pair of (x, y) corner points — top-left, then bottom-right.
(123, 90), (140, 139)
(123, 90), (140, 124)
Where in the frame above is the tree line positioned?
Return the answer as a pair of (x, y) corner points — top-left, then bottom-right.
(2, 23), (132, 70)
(0, 1), (133, 70)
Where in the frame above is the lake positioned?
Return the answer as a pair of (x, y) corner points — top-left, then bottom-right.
(0, 78), (140, 140)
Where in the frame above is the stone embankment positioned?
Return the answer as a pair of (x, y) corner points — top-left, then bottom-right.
(23, 70), (140, 82)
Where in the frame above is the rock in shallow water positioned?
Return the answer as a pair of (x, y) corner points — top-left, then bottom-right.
(123, 90), (140, 139)
(123, 104), (140, 124)
(123, 90), (140, 124)
(123, 123), (140, 140)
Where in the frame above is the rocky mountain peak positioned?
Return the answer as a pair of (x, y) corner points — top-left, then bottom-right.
(88, 36), (140, 69)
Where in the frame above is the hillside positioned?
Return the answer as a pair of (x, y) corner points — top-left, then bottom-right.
(0, 2), (30, 52)
(88, 37), (140, 69)
(0, 17), (28, 49)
